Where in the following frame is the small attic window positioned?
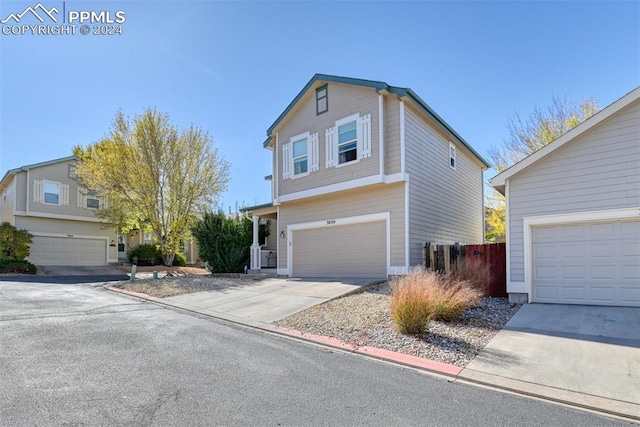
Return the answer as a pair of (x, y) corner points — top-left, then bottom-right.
(449, 142), (457, 170)
(316, 84), (328, 115)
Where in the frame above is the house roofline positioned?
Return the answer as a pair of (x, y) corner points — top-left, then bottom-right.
(263, 73), (489, 168)
(240, 202), (274, 212)
(490, 86), (640, 193)
(0, 155), (77, 189)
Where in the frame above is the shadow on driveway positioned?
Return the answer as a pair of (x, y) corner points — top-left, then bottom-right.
(0, 265), (129, 284)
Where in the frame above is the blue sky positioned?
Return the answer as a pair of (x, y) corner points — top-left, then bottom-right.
(1, 1), (638, 211)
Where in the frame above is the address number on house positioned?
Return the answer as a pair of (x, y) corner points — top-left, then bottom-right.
(326, 219), (336, 225)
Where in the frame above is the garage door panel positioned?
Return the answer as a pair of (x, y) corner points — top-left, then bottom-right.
(532, 219), (640, 307)
(292, 221), (386, 278)
(29, 236), (106, 266)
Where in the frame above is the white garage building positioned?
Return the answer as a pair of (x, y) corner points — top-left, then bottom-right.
(491, 87), (640, 307)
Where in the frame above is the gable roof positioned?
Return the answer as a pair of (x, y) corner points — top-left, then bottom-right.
(491, 86), (640, 194)
(0, 155), (77, 189)
(264, 73), (490, 168)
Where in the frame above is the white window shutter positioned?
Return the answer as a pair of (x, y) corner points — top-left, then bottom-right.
(357, 113), (372, 159)
(325, 126), (337, 168)
(282, 142), (292, 179)
(33, 179), (43, 203)
(60, 184), (69, 206)
(77, 188), (85, 208)
(309, 132), (319, 172)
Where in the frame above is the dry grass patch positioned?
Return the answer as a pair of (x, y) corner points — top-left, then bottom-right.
(391, 267), (483, 334)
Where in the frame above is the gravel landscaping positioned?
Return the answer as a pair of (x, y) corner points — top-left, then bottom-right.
(112, 275), (264, 298)
(274, 282), (521, 367)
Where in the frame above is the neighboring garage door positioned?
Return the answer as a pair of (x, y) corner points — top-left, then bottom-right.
(532, 219), (640, 307)
(292, 221), (386, 278)
(29, 236), (107, 266)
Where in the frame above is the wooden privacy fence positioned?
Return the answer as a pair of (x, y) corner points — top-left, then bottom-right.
(424, 242), (507, 297)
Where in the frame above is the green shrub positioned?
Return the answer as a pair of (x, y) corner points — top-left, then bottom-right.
(192, 211), (251, 273)
(0, 259), (37, 274)
(128, 244), (162, 266)
(0, 222), (33, 261)
(390, 268), (484, 334)
(172, 252), (187, 267)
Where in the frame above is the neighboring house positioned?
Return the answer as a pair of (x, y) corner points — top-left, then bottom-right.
(245, 74), (489, 278)
(0, 155), (201, 266)
(491, 87), (640, 307)
(0, 156), (118, 266)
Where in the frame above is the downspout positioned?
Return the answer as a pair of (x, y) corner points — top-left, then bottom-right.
(378, 93), (385, 177)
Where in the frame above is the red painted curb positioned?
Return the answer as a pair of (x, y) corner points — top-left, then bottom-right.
(355, 346), (463, 376)
(103, 284), (154, 300)
(259, 324), (358, 351)
(258, 324), (462, 377)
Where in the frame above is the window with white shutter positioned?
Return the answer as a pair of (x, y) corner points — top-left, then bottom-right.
(283, 131), (318, 179)
(326, 113), (372, 168)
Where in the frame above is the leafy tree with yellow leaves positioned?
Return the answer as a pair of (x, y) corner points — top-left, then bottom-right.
(73, 108), (230, 266)
(486, 96), (600, 242)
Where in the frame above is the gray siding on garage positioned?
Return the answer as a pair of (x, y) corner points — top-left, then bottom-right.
(508, 100), (640, 282)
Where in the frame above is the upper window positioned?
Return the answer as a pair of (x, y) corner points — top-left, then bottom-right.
(338, 120), (358, 164)
(325, 113), (371, 168)
(449, 142), (457, 170)
(316, 84), (328, 115)
(68, 164), (77, 179)
(44, 181), (60, 205)
(283, 132), (318, 179)
(292, 138), (308, 175)
(86, 190), (100, 209)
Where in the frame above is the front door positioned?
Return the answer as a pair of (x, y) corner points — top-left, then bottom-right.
(117, 235), (127, 260)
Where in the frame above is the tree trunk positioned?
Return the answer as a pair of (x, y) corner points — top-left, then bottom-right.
(162, 253), (175, 267)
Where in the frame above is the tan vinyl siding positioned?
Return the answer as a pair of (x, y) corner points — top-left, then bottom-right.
(384, 95), (402, 175)
(15, 215), (118, 261)
(277, 83), (380, 196)
(16, 171), (27, 212)
(0, 176), (16, 224)
(404, 104), (485, 265)
(278, 182), (405, 269)
(27, 161), (101, 218)
(508, 99), (640, 282)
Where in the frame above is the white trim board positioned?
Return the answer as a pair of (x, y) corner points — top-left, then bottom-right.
(518, 207), (640, 301)
(275, 173), (407, 203)
(14, 210), (109, 223)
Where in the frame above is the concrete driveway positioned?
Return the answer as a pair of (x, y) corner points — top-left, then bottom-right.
(459, 304), (640, 419)
(151, 277), (378, 327)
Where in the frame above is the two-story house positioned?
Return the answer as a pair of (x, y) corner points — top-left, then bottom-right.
(0, 156), (119, 266)
(0, 155), (201, 266)
(245, 74), (490, 278)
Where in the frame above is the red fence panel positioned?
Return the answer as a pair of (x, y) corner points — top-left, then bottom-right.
(464, 243), (506, 297)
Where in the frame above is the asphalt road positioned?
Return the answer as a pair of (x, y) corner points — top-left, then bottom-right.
(0, 281), (633, 426)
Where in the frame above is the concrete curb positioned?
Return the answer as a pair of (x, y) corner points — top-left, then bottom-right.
(103, 284), (639, 422)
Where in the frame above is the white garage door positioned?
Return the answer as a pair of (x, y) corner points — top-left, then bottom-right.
(292, 221), (387, 278)
(532, 219), (640, 307)
(29, 236), (107, 266)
